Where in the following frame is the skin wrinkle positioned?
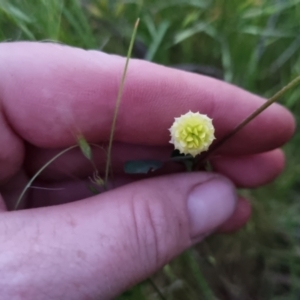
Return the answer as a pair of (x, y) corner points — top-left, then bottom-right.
(141, 184), (190, 268)
(83, 200), (143, 296)
(143, 195), (160, 269)
(129, 191), (144, 271)
(116, 198), (145, 282)
(116, 182), (191, 280)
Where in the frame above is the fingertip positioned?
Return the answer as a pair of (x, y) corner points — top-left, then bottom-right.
(212, 149), (286, 188)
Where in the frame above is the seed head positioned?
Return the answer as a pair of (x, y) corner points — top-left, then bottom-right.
(169, 111), (215, 157)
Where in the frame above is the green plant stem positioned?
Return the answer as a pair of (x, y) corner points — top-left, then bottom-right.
(104, 18), (140, 186)
(197, 75), (300, 167)
(147, 278), (167, 300)
(183, 249), (216, 300)
(14, 145), (78, 210)
(15, 142), (107, 210)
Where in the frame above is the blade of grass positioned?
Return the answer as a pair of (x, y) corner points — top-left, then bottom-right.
(42, 0), (64, 40)
(270, 35), (300, 73)
(242, 0), (300, 19)
(220, 36), (233, 82)
(155, 0), (211, 11)
(173, 21), (212, 46)
(104, 18), (140, 186)
(183, 249), (216, 300)
(239, 26), (295, 38)
(147, 278), (167, 300)
(77, 134), (93, 161)
(0, 2), (36, 40)
(144, 14), (157, 39)
(62, 2), (97, 48)
(145, 20), (170, 61)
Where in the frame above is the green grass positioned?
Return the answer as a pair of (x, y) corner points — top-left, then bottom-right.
(1, 0), (300, 299)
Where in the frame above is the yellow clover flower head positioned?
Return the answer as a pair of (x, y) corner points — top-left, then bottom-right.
(169, 111), (215, 157)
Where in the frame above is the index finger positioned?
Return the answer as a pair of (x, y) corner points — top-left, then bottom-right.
(0, 42), (295, 156)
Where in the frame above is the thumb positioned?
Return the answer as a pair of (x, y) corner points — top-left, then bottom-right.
(1, 173), (237, 300)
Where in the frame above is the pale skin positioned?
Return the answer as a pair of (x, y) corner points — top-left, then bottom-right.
(0, 42), (295, 299)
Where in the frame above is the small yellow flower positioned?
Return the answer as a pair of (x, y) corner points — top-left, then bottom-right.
(169, 111), (215, 157)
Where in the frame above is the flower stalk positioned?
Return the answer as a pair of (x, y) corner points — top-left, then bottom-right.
(196, 74), (300, 168)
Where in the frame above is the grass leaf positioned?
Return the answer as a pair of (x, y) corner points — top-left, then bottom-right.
(104, 18), (140, 185)
(145, 20), (170, 61)
(77, 134), (93, 161)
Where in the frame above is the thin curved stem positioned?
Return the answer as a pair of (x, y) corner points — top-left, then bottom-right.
(196, 75), (300, 167)
(14, 145), (78, 210)
(104, 18), (140, 185)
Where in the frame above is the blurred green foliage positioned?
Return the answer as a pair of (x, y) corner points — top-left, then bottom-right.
(1, 0), (300, 299)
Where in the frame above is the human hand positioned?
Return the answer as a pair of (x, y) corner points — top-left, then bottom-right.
(0, 42), (294, 299)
